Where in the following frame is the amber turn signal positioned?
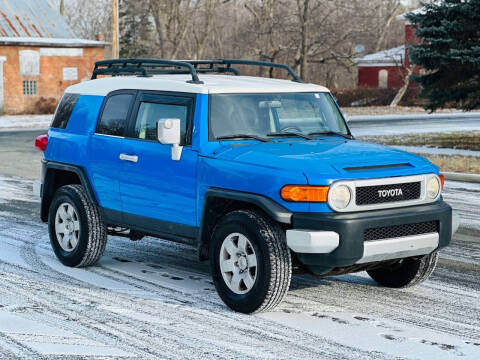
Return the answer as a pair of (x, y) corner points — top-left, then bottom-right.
(439, 174), (445, 190)
(281, 185), (330, 202)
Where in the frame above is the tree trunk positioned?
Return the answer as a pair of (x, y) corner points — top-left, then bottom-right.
(390, 67), (413, 107)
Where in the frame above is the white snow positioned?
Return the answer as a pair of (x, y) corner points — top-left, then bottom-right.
(0, 36), (106, 46)
(350, 118), (480, 136)
(0, 115), (52, 131)
(391, 145), (480, 157)
(0, 174), (478, 359)
(354, 45), (405, 66)
(0, 176), (37, 203)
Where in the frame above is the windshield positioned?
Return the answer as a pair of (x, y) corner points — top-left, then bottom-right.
(209, 92), (348, 140)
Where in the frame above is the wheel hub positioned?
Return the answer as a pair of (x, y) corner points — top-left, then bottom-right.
(219, 233), (258, 295)
(237, 255), (248, 271)
(55, 203), (80, 253)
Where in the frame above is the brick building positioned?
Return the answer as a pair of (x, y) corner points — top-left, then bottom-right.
(354, 9), (421, 89)
(0, 0), (106, 114)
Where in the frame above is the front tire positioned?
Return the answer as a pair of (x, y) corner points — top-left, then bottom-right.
(210, 209), (292, 313)
(367, 252), (439, 288)
(48, 184), (107, 267)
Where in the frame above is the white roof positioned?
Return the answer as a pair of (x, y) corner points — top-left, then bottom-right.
(354, 46), (405, 67)
(0, 36), (107, 47)
(65, 74), (330, 96)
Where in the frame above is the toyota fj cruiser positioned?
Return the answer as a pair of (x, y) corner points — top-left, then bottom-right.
(35, 59), (456, 313)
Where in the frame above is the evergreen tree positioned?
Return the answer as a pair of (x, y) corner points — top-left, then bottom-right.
(407, 0), (480, 111)
(119, 0), (152, 58)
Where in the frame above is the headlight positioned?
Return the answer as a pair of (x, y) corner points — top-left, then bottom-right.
(329, 185), (352, 209)
(426, 176), (441, 199)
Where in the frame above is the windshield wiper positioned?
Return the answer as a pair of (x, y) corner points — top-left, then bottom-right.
(308, 131), (354, 139)
(267, 131), (315, 140)
(217, 134), (270, 142)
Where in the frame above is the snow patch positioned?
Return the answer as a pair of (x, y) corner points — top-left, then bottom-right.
(0, 114), (51, 131)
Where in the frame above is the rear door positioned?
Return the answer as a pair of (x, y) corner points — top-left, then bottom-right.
(119, 91), (198, 240)
(88, 91), (136, 221)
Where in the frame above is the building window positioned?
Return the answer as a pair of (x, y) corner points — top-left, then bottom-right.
(23, 80), (37, 95)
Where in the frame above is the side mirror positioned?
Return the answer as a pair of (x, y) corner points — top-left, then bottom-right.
(157, 118), (183, 161)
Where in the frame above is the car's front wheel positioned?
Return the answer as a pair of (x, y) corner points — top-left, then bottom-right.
(48, 184), (107, 267)
(367, 251), (439, 288)
(210, 209), (292, 313)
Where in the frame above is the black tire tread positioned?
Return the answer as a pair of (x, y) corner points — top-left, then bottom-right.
(367, 251), (439, 288)
(53, 184), (107, 267)
(215, 209), (292, 313)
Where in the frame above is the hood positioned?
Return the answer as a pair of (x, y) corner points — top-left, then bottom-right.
(211, 139), (436, 183)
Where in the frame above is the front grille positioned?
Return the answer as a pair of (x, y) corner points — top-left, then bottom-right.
(364, 221), (438, 241)
(356, 181), (421, 205)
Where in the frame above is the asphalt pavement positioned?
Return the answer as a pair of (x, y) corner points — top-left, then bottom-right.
(0, 129), (478, 359)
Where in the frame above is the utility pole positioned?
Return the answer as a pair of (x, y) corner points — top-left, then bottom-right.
(59, 0), (64, 16)
(112, 0), (119, 59)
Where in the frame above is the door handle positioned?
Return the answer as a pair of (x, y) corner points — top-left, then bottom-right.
(119, 153), (138, 163)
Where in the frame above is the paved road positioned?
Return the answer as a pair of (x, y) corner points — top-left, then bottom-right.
(0, 176), (478, 359)
(0, 130), (44, 180)
(0, 130), (479, 359)
(349, 116), (480, 137)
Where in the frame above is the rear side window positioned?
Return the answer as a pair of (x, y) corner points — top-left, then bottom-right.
(51, 93), (79, 129)
(96, 94), (134, 136)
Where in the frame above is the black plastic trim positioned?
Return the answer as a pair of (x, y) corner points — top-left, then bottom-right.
(292, 201), (452, 274)
(102, 207), (198, 245)
(41, 161), (97, 222)
(196, 188), (293, 260)
(204, 188), (292, 224)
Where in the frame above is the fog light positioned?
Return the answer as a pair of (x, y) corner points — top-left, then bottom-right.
(329, 185), (352, 210)
(426, 176), (441, 199)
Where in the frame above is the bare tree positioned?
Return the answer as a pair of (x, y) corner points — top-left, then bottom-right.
(58, 0), (409, 89)
(149, 0), (197, 59)
(62, 0), (112, 40)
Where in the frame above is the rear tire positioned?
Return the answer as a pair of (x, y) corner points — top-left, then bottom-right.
(367, 252), (439, 288)
(210, 209), (292, 313)
(48, 184), (107, 267)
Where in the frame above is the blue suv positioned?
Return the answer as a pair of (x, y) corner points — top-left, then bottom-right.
(35, 59), (454, 313)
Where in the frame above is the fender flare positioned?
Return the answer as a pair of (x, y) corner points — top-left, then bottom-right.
(41, 161), (97, 221)
(197, 188), (292, 260)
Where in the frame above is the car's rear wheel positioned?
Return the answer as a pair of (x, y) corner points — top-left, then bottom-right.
(48, 184), (107, 267)
(210, 209), (292, 313)
(367, 251), (439, 288)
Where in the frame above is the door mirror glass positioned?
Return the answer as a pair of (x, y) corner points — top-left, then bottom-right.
(157, 118), (183, 161)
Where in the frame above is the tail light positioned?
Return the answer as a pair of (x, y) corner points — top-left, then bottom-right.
(35, 134), (48, 151)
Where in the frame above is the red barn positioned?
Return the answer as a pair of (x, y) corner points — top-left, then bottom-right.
(355, 10), (421, 89)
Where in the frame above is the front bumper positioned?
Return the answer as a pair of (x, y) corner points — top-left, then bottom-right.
(287, 200), (452, 274)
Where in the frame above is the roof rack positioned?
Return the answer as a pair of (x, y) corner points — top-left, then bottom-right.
(91, 59), (204, 83)
(91, 58), (303, 83)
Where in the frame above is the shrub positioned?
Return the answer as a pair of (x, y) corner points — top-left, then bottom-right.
(331, 87), (424, 107)
(33, 97), (58, 114)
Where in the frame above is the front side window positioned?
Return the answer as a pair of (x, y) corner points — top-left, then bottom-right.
(209, 92), (348, 140)
(96, 94), (134, 136)
(133, 102), (188, 144)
